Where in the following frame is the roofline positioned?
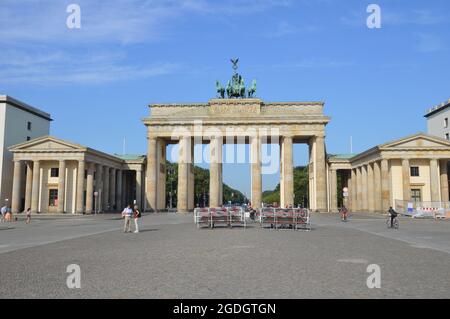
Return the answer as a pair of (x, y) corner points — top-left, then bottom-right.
(424, 98), (450, 118)
(0, 95), (53, 121)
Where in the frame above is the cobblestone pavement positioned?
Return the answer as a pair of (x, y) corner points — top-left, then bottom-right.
(0, 212), (449, 298)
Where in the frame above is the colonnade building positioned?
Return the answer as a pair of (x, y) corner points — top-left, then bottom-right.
(7, 98), (450, 214)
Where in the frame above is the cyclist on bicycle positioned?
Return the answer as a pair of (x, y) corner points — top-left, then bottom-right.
(388, 206), (398, 228)
(340, 206), (348, 222)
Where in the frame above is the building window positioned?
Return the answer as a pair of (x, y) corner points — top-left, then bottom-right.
(410, 166), (419, 177)
(446, 133), (449, 140)
(27, 121), (32, 130)
(26, 136), (31, 141)
(445, 118), (449, 128)
(49, 189), (58, 206)
(50, 168), (59, 177)
(411, 189), (422, 203)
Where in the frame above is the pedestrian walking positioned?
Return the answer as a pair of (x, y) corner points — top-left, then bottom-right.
(122, 204), (133, 233)
(133, 205), (141, 233)
(5, 206), (12, 222)
(0, 204), (6, 223)
(25, 208), (31, 224)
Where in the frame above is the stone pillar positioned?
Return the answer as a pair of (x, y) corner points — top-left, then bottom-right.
(178, 136), (191, 212)
(350, 169), (357, 211)
(146, 137), (157, 211)
(280, 136), (294, 208)
(157, 139), (167, 210)
(24, 161), (33, 211)
(315, 136), (327, 211)
(76, 160), (85, 214)
(361, 165), (368, 211)
(31, 160), (41, 214)
(57, 160), (66, 214)
(381, 159), (390, 209)
(440, 160), (449, 202)
(109, 168), (116, 210)
(122, 171), (128, 207)
(11, 160), (22, 214)
(95, 164), (103, 212)
(136, 169), (142, 209)
(430, 159), (440, 202)
(367, 163), (374, 212)
(116, 170), (123, 210)
(373, 161), (382, 212)
(85, 163), (94, 214)
(250, 135), (262, 209)
(209, 136), (223, 208)
(330, 169), (338, 212)
(188, 140), (195, 210)
(356, 167), (362, 211)
(402, 159), (411, 202)
(103, 166), (110, 210)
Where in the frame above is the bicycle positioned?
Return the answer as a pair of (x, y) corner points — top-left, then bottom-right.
(386, 215), (399, 229)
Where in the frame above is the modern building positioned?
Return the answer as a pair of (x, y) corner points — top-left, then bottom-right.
(9, 136), (146, 214)
(0, 95), (51, 207)
(425, 98), (450, 140)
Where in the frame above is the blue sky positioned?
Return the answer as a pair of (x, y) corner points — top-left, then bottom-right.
(1, 0), (449, 197)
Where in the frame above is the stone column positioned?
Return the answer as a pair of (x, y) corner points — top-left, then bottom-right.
(356, 167), (362, 211)
(315, 136), (327, 211)
(188, 140), (195, 210)
(402, 159), (411, 202)
(136, 169), (142, 209)
(250, 135), (262, 209)
(95, 164), (103, 212)
(11, 160), (22, 214)
(146, 137), (157, 212)
(116, 169), (123, 210)
(367, 163), (374, 212)
(24, 161), (33, 211)
(330, 168), (338, 212)
(178, 136), (191, 212)
(57, 160), (66, 214)
(157, 139), (167, 210)
(103, 166), (110, 210)
(373, 161), (382, 212)
(209, 136), (223, 208)
(76, 160), (85, 214)
(31, 160), (41, 214)
(381, 159), (390, 209)
(361, 165), (368, 211)
(350, 169), (357, 211)
(122, 171), (128, 207)
(440, 160), (449, 202)
(430, 159), (440, 202)
(109, 168), (116, 210)
(85, 163), (94, 214)
(280, 136), (294, 208)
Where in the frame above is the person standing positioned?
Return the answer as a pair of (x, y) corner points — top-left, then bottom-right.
(122, 204), (133, 233)
(0, 204), (6, 223)
(133, 205), (141, 234)
(25, 208), (31, 224)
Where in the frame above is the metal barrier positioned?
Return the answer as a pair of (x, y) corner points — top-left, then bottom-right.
(194, 207), (246, 229)
(259, 208), (311, 231)
(395, 200), (450, 219)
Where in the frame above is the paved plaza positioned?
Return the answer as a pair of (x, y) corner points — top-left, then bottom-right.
(0, 213), (449, 299)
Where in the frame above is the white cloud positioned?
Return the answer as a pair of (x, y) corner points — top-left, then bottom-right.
(0, 49), (181, 85)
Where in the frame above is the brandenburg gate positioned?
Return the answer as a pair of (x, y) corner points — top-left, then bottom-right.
(142, 61), (329, 212)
